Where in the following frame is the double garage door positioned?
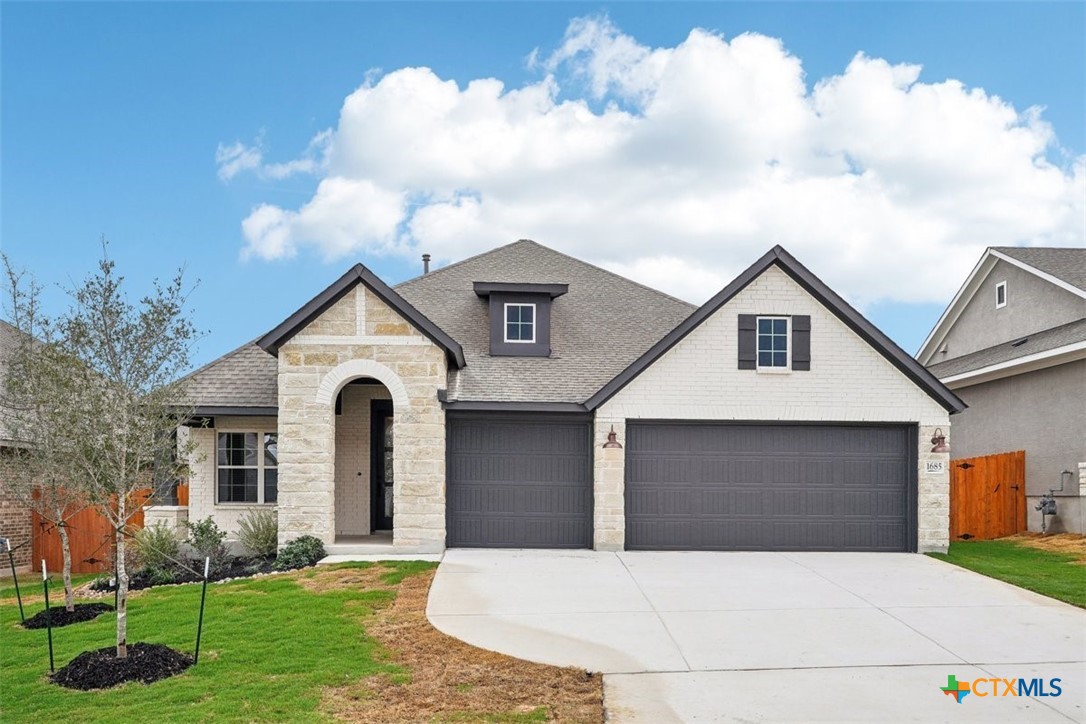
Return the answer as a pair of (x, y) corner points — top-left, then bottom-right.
(626, 422), (917, 552)
(446, 415), (916, 552)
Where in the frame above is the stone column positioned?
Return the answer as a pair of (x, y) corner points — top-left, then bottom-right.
(917, 422), (951, 553)
(593, 416), (626, 551)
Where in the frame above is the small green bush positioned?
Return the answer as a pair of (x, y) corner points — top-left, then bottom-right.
(185, 516), (229, 572)
(145, 565), (177, 586)
(238, 509), (278, 560)
(134, 523), (181, 570)
(273, 535), (325, 571)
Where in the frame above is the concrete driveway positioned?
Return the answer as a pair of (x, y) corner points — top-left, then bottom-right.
(427, 550), (1085, 723)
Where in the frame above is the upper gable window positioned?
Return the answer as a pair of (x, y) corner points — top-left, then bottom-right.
(504, 303), (536, 343)
(996, 281), (1007, 308)
(757, 317), (789, 369)
(738, 314), (810, 372)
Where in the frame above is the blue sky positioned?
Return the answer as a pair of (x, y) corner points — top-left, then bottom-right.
(2, 2), (1083, 370)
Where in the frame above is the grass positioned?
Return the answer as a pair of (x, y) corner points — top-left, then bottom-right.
(1, 573), (101, 602)
(927, 538), (1086, 608)
(1, 562), (432, 722)
(1, 561), (603, 723)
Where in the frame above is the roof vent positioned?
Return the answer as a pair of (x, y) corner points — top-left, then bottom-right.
(422, 253), (431, 274)
(1011, 337), (1029, 347)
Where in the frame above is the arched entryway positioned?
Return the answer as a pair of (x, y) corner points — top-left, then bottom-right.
(314, 359), (410, 544)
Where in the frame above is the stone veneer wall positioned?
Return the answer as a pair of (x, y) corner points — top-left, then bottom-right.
(593, 265), (952, 553)
(277, 285), (447, 552)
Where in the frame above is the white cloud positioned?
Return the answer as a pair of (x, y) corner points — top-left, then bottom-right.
(225, 15), (1084, 306)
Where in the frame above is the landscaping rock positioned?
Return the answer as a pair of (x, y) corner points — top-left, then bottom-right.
(51, 643), (193, 690)
(21, 603), (113, 629)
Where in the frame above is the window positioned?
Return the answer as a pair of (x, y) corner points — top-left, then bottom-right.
(996, 281), (1007, 308)
(217, 431), (277, 504)
(757, 317), (789, 369)
(504, 303), (536, 343)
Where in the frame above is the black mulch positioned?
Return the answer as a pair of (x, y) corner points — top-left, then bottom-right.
(89, 558), (277, 592)
(51, 643), (194, 690)
(21, 603), (114, 629)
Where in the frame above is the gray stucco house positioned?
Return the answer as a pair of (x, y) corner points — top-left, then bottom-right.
(151, 240), (964, 554)
(918, 246), (1086, 533)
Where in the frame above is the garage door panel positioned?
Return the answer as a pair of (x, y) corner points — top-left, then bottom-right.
(447, 415), (592, 548)
(626, 423), (915, 552)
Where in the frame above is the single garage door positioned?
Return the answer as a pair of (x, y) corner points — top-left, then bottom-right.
(626, 423), (916, 552)
(447, 413), (592, 548)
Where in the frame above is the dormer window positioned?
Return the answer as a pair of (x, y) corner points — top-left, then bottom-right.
(474, 282), (568, 357)
(504, 303), (536, 343)
(996, 281), (1007, 308)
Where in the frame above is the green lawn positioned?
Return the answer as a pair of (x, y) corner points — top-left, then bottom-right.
(927, 539), (1086, 608)
(1, 562), (435, 722)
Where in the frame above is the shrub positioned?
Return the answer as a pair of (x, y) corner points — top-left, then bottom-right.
(145, 565), (177, 586)
(273, 535), (326, 571)
(237, 509), (278, 560)
(134, 523), (181, 570)
(184, 517), (229, 573)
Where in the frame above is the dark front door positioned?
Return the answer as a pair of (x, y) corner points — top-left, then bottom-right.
(625, 422), (917, 552)
(370, 400), (394, 532)
(446, 412), (593, 548)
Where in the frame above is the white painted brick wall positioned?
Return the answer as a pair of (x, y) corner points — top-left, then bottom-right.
(595, 265), (952, 552)
(183, 416), (278, 539)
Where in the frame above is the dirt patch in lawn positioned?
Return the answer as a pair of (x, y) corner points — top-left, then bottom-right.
(322, 568), (604, 723)
(298, 565), (396, 595)
(1004, 533), (1086, 562)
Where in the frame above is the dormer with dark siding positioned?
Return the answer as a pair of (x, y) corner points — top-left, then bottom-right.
(473, 282), (568, 357)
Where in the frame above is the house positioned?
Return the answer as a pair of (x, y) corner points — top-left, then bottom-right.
(918, 246), (1086, 534)
(0, 320), (34, 571)
(157, 240), (964, 554)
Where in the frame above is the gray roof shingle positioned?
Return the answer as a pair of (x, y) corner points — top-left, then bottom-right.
(184, 240), (696, 409)
(182, 339), (279, 411)
(927, 317), (1086, 378)
(395, 240), (696, 403)
(993, 247), (1086, 292)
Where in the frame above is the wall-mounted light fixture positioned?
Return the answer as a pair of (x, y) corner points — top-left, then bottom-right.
(602, 426), (622, 449)
(930, 428), (949, 453)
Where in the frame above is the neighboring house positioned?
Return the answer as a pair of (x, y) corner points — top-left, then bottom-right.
(160, 240), (963, 555)
(0, 320), (33, 570)
(918, 247), (1086, 534)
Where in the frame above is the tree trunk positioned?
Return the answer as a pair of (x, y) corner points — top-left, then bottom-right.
(56, 515), (75, 612)
(115, 501), (128, 658)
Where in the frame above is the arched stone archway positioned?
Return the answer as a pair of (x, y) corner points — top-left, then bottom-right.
(315, 358), (410, 410)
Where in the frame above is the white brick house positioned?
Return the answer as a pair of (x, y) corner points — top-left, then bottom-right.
(156, 241), (963, 554)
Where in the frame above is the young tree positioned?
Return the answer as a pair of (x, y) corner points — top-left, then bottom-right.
(1, 260), (89, 613)
(3, 243), (199, 657)
(58, 249), (199, 658)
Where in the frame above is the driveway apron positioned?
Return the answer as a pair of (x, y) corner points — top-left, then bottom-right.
(428, 549), (1085, 723)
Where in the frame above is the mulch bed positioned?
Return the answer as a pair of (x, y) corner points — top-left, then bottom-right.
(21, 603), (113, 629)
(50, 643), (193, 690)
(88, 558), (277, 593)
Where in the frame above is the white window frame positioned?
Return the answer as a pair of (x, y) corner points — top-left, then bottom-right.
(216, 431), (278, 505)
(995, 280), (1007, 309)
(756, 316), (791, 373)
(503, 302), (537, 344)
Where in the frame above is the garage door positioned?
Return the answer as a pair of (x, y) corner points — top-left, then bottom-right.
(625, 423), (916, 552)
(447, 413), (592, 548)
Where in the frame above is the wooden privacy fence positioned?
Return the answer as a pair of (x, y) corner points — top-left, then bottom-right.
(950, 451), (1026, 541)
(32, 489), (151, 574)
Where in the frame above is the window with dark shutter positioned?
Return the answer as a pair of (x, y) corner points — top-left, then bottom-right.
(792, 315), (811, 371)
(738, 314), (757, 369)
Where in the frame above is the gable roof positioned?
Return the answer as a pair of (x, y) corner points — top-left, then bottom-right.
(256, 263), (465, 367)
(395, 240), (695, 405)
(992, 247), (1086, 293)
(917, 246), (1086, 363)
(585, 245), (966, 413)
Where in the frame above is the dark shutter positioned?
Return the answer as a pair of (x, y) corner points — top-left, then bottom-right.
(792, 315), (811, 371)
(738, 315), (757, 369)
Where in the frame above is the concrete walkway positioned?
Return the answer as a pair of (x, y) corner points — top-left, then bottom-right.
(428, 549), (1085, 722)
